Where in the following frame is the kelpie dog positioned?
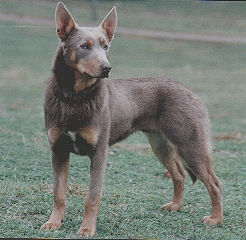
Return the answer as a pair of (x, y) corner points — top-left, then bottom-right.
(41, 2), (223, 237)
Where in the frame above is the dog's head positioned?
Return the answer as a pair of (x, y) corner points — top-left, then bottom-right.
(55, 2), (117, 79)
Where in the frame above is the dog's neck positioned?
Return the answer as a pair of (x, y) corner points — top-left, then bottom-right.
(74, 70), (98, 93)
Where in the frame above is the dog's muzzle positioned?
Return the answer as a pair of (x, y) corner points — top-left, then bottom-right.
(82, 63), (112, 79)
(100, 63), (111, 78)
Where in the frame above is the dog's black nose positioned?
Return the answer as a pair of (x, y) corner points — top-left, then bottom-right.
(101, 63), (111, 78)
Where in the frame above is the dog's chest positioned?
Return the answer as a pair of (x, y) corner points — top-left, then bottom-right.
(65, 131), (93, 155)
(67, 131), (80, 154)
(59, 105), (85, 131)
(48, 126), (99, 156)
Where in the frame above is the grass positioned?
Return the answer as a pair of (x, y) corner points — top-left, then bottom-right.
(0, 0), (246, 239)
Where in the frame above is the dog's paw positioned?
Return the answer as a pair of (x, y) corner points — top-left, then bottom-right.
(162, 201), (182, 212)
(40, 221), (62, 231)
(202, 215), (222, 225)
(77, 226), (96, 237)
(163, 170), (171, 178)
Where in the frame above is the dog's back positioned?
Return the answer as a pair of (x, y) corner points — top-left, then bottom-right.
(106, 77), (211, 149)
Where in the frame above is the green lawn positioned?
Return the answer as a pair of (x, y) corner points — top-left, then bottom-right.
(0, 0), (246, 239)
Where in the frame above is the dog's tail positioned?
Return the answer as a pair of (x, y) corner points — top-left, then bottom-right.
(185, 167), (197, 184)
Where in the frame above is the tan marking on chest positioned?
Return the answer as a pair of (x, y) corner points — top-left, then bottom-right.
(78, 127), (99, 147)
(47, 127), (61, 145)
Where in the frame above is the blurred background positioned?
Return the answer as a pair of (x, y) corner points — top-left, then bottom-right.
(1, 0), (246, 134)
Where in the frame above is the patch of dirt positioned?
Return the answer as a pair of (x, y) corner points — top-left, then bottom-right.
(1, 12), (246, 44)
(38, 182), (87, 197)
(213, 132), (246, 142)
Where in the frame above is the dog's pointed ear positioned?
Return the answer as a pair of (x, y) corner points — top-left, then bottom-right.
(100, 6), (117, 42)
(55, 2), (78, 40)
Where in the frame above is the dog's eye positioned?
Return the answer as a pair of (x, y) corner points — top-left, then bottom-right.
(80, 44), (89, 49)
(103, 45), (108, 50)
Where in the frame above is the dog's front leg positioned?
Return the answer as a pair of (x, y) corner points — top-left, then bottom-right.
(77, 142), (108, 237)
(41, 150), (70, 231)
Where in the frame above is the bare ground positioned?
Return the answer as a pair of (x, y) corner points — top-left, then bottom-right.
(0, 12), (246, 44)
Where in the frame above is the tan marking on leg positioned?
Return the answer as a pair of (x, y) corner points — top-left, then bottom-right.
(200, 159), (223, 225)
(78, 126), (99, 147)
(162, 154), (185, 211)
(77, 192), (100, 237)
(41, 153), (70, 231)
(145, 133), (185, 211)
(48, 127), (61, 145)
(41, 197), (65, 231)
(77, 137), (108, 237)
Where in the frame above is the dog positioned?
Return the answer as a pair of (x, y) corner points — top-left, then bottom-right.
(41, 2), (223, 237)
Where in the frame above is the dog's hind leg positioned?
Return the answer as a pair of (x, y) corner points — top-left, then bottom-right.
(41, 149), (70, 231)
(145, 132), (186, 211)
(178, 143), (223, 225)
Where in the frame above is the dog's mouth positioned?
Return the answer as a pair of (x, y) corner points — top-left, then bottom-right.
(82, 72), (93, 79)
(100, 72), (110, 78)
(82, 72), (110, 79)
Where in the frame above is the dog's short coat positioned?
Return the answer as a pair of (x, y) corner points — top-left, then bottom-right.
(41, 2), (223, 237)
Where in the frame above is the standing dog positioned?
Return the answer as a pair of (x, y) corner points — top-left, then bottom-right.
(41, 2), (223, 237)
